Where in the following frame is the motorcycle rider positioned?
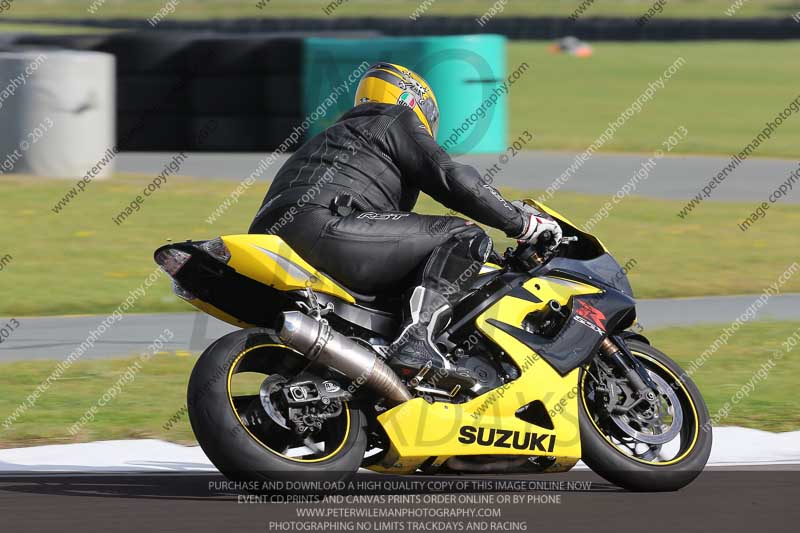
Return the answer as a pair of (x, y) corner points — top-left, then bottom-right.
(250, 62), (562, 377)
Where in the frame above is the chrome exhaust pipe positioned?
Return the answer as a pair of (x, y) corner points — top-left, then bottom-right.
(277, 311), (412, 404)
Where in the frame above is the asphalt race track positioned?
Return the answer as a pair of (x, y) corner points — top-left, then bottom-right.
(118, 151), (800, 204)
(1, 468), (797, 533)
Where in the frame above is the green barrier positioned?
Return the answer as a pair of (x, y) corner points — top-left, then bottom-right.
(302, 35), (507, 154)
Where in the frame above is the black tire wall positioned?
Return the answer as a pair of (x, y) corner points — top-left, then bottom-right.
(15, 33), (307, 152)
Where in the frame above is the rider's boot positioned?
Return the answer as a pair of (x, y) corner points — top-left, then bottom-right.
(388, 283), (481, 394)
(387, 225), (494, 391)
(388, 285), (453, 372)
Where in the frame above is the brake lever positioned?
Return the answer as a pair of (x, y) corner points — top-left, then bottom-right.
(505, 234), (578, 270)
(534, 234), (578, 263)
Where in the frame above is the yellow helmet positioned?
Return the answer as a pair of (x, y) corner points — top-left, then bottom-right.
(354, 62), (440, 139)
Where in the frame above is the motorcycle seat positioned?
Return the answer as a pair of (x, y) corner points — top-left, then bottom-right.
(323, 274), (404, 314)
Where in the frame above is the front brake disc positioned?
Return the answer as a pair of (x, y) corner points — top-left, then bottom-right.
(608, 370), (683, 445)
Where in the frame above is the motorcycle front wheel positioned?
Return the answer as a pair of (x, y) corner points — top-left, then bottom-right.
(579, 339), (712, 491)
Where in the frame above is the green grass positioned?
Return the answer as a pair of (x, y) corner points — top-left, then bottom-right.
(1, 0), (798, 19)
(646, 321), (800, 432)
(0, 321), (796, 448)
(0, 352), (198, 447)
(1, 175), (798, 317)
(508, 41), (800, 157)
(0, 22), (114, 34)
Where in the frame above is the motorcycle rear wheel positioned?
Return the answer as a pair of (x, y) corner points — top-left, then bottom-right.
(579, 339), (712, 491)
(187, 328), (367, 483)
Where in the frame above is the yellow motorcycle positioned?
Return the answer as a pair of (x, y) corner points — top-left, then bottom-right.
(154, 200), (711, 491)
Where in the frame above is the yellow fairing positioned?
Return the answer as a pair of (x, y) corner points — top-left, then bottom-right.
(370, 275), (602, 474)
(480, 262), (501, 274)
(187, 298), (255, 328)
(222, 234), (355, 304)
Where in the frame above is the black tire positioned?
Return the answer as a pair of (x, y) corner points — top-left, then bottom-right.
(117, 113), (189, 152)
(117, 75), (189, 113)
(179, 37), (304, 76)
(579, 340), (712, 492)
(188, 115), (304, 151)
(187, 328), (367, 483)
(97, 33), (200, 75)
(189, 75), (302, 115)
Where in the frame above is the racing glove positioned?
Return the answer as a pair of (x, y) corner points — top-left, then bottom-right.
(513, 201), (563, 250)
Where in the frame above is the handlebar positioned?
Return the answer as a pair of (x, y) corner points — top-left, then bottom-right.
(532, 231), (577, 257)
(504, 233), (579, 271)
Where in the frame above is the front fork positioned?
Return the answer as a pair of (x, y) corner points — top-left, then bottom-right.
(598, 335), (659, 412)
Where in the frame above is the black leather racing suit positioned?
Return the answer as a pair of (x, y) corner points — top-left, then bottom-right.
(249, 102), (526, 296)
